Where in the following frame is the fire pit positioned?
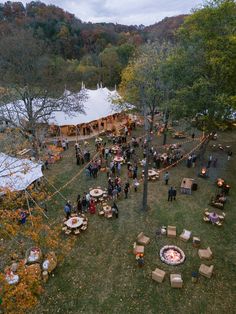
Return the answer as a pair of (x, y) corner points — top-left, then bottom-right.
(160, 245), (185, 266)
(199, 167), (208, 178)
(217, 178), (224, 187)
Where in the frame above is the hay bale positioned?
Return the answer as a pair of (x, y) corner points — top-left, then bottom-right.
(26, 263), (41, 280)
(42, 271), (49, 283)
(43, 251), (57, 274)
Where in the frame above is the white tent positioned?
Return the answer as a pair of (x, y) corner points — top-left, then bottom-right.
(0, 153), (43, 192)
(49, 87), (121, 126)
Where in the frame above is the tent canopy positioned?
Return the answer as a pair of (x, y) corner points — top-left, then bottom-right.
(0, 153), (43, 192)
(49, 87), (121, 127)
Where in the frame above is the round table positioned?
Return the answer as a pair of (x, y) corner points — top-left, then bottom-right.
(209, 212), (219, 224)
(114, 156), (124, 163)
(148, 169), (158, 177)
(90, 188), (104, 198)
(65, 217), (84, 229)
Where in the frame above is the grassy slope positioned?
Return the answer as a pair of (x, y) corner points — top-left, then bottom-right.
(34, 129), (236, 314)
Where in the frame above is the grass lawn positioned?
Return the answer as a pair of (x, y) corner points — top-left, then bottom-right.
(33, 127), (236, 314)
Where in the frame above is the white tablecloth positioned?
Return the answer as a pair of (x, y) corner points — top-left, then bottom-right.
(90, 189), (104, 198)
(65, 217), (84, 229)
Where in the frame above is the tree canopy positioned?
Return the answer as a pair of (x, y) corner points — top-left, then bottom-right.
(163, 0), (236, 130)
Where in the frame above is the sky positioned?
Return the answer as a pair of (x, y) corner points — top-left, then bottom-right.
(18, 0), (204, 26)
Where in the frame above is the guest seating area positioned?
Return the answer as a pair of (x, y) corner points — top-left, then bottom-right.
(132, 227), (215, 288)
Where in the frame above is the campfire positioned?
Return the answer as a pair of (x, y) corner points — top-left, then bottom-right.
(199, 167), (208, 178)
(160, 245), (185, 266)
(217, 178), (224, 187)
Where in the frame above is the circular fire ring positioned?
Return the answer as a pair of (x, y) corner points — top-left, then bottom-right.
(160, 245), (185, 266)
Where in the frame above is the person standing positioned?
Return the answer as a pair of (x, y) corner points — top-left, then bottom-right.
(168, 187), (173, 202)
(124, 182), (130, 199)
(117, 162), (121, 176)
(112, 202), (119, 218)
(213, 158), (218, 168)
(133, 178), (139, 192)
(207, 155), (212, 168)
(81, 194), (87, 213)
(164, 171), (170, 185)
(89, 199), (96, 214)
(65, 138), (69, 150)
(64, 202), (71, 219)
(86, 192), (91, 210)
(173, 187), (177, 200)
(77, 194), (82, 213)
(62, 140), (66, 151)
(227, 151), (232, 161)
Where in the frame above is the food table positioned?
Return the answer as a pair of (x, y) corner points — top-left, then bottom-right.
(114, 156), (124, 163)
(209, 212), (219, 224)
(90, 188), (104, 198)
(65, 216), (84, 229)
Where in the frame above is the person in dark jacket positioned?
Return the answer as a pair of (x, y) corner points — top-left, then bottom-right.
(168, 187), (174, 202)
(77, 194), (82, 213)
(173, 187), (177, 200)
(124, 182), (130, 199)
(112, 202), (119, 218)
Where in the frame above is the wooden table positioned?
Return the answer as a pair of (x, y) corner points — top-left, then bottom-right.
(180, 178), (194, 195)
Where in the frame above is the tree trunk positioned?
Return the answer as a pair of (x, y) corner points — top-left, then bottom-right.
(162, 109), (169, 145)
(141, 92), (149, 211)
(141, 108), (154, 211)
(142, 136), (150, 211)
(199, 135), (210, 162)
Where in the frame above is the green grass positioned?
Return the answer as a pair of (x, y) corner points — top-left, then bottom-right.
(33, 128), (236, 314)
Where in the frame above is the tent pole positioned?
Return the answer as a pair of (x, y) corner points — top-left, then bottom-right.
(25, 190), (34, 226)
(25, 190), (49, 219)
(43, 176), (67, 202)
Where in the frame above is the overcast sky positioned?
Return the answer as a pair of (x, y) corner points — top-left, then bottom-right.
(19, 0), (204, 26)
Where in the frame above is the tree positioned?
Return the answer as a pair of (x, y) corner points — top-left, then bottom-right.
(120, 44), (170, 211)
(0, 29), (86, 156)
(99, 45), (122, 87)
(163, 0), (236, 131)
